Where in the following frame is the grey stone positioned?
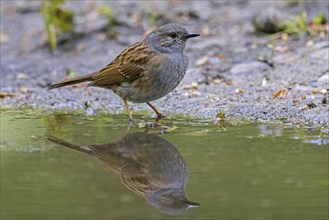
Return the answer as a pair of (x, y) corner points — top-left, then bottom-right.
(230, 61), (269, 75)
(317, 74), (329, 86)
(310, 48), (329, 60)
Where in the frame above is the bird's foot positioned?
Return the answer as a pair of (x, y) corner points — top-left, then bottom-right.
(156, 114), (166, 123)
(128, 116), (134, 122)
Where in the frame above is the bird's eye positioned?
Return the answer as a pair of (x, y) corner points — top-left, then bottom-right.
(169, 32), (178, 38)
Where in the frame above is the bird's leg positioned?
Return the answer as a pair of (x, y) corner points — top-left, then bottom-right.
(146, 102), (165, 121)
(123, 98), (134, 122)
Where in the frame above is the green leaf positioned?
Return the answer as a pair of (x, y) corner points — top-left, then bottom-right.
(51, 6), (73, 32)
(312, 13), (326, 25)
(99, 6), (117, 25)
(40, 0), (73, 52)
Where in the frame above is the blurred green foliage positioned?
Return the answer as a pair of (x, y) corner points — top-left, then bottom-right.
(146, 11), (157, 29)
(253, 0), (327, 36)
(143, 1), (157, 29)
(40, 0), (73, 52)
(66, 69), (80, 78)
(283, 13), (309, 35)
(283, 0), (326, 35)
(254, 11), (328, 36)
(312, 13), (326, 25)
(99, 5), (117, 25)
(283, 12), (327, 35)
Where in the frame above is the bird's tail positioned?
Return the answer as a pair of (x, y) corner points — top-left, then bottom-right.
(47, 73), (95, 90)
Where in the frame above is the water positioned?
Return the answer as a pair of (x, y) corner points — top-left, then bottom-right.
(1, 109), (328, 219)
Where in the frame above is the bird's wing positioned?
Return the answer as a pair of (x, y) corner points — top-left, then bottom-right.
(89, 42), (158, 87)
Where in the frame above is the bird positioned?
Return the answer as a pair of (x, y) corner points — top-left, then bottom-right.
(48, 23), (199, 121)
(47, 132), (200, 215)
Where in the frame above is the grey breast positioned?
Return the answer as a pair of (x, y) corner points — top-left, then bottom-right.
(140, 52), (189, 102)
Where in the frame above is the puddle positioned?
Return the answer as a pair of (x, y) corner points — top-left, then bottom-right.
(1, 109), (328, 219)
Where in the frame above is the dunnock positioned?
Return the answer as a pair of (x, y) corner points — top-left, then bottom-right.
(47, 132), (199, 215)
(48, 23), (199, 121)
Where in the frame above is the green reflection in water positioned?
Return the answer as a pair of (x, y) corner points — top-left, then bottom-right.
(1, 110), (328, 220)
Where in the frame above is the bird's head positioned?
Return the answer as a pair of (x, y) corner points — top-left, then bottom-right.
(145, 23), (199, 53)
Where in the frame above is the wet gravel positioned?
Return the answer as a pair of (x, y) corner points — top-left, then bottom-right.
(1, 1), (328, 127)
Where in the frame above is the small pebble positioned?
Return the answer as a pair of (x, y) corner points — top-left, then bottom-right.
(311, 89), (318, 94)
(229, 96), (238, 101)
(317, 74), (329, 84)
(0, 33), (10, 43)
(17, 73), (27, 80)
(20, 87), (29, 94)
(190, 82), (198, 89)
(218, 53), (227, 60)
(306, 102), (317, 109)
(281, 33), (289, 40)
(98, 33), (107, 42)
(213, 79), (221, 84)
(183, 82), (198, 90)
(76, 43), (86, 52)
(191, 91), (202, 97)
(225, 80), (234, 86)
(235, 88), (245, 94)
(195, 56), (209, 66)
(201, 27), (210, 35)
(306, 40), (314, 47)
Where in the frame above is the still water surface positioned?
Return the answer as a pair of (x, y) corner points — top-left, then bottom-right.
(1, 110), (328, 219)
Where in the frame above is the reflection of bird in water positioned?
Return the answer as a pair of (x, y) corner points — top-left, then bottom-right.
(47, 132), (199, 215)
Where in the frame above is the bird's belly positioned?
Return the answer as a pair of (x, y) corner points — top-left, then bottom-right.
(115, 59), (187, 103)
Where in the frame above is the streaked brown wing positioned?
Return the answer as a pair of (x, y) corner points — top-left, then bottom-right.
(96, 156), (160, 196)
(121, 175), (157, 197)
(89, 42), (157, 87)
(96, 154), (142, 175)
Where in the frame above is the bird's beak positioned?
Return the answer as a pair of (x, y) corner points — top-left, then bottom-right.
(185, 200), (200, 208)
(183, 33), (200, 39)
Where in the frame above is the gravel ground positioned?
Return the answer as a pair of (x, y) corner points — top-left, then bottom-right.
(1, 1), (328, 127)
